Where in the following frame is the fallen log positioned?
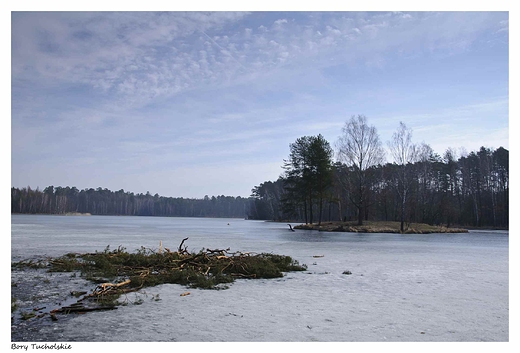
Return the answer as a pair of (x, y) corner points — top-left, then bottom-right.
(58, 305), (117, 313)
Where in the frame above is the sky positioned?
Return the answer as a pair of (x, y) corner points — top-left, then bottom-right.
(8, 6), (510, 199)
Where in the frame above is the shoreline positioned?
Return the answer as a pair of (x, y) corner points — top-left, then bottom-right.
(292, 221), (469, 234)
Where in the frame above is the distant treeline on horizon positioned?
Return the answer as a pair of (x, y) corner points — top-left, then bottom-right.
(12, 144), (508, 229)
(11, 187), (251, 219)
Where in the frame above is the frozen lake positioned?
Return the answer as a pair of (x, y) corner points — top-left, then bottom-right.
(11, 214), (509, 342)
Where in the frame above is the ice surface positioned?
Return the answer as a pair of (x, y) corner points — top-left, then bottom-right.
(11, 215), (508, 342)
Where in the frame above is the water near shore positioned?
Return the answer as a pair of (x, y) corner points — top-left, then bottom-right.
(11, 215), (508, 342)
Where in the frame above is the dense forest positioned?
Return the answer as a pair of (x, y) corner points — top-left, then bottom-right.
(11, 187), (250, 218)
(249, 116), (508, 229)
(12, 116), (508, 229)
(248, 146), (509, 227)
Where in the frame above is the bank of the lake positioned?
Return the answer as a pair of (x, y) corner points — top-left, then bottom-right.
(293, 221), (468, 233)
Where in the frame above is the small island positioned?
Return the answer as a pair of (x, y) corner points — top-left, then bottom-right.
(293, 221), (468, 234)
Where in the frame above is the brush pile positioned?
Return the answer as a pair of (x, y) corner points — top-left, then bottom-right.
(14, 238), (307, 316)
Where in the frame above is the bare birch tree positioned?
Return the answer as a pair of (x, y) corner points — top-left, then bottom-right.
(336, 115), (385, 225)
(388, 122), (419, 232)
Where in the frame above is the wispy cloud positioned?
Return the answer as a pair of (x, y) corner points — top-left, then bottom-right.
(11, 11), (509, 197)
(13, 12), (507, 106)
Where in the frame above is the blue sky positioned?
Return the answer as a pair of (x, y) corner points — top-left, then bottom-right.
(9, 8), (509, 198)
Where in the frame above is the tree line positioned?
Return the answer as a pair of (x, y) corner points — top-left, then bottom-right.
(249, 115), (508, 229)
(11, 115), (508, 228)
(11, 186), (250, 218)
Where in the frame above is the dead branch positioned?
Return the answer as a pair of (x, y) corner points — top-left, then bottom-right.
(178, 237), (189, 253)
(206, 247), (231, 255)
(97, 279), (131, 291)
